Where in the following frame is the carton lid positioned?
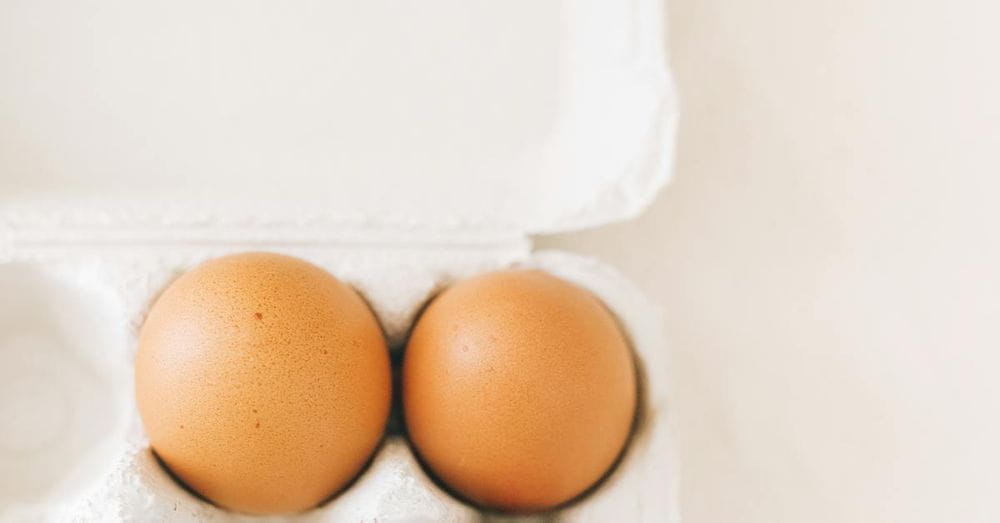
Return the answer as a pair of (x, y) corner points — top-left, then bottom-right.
(0, 0), (675, 241)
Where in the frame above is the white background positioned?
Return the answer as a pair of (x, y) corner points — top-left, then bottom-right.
(541, 1), (1000, 522)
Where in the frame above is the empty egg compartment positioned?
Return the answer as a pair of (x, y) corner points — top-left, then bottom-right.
(0, 262), (131, 520)
(2, 247), (676, 522)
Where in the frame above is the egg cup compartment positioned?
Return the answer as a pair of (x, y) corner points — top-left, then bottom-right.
(0, 262), (130, 518)
(3, 248), (676, 522)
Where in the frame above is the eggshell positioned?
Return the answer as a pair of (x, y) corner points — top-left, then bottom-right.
(402, 269), (637, 513)
(135, 252), (391, 515)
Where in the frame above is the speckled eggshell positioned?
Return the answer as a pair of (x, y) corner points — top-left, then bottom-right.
(135, 252), (391, 515)
(402, 270), (637, 513)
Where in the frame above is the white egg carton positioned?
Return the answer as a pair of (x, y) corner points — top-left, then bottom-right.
(0, 0), (678, 521)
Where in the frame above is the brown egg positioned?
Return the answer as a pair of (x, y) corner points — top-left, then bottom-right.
(403, 269), (637, 512)
(135, 252), (390, 514)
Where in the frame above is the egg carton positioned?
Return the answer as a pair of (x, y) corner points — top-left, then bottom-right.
(0, 0), (678, 520)
(0, 247), (676, 522)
